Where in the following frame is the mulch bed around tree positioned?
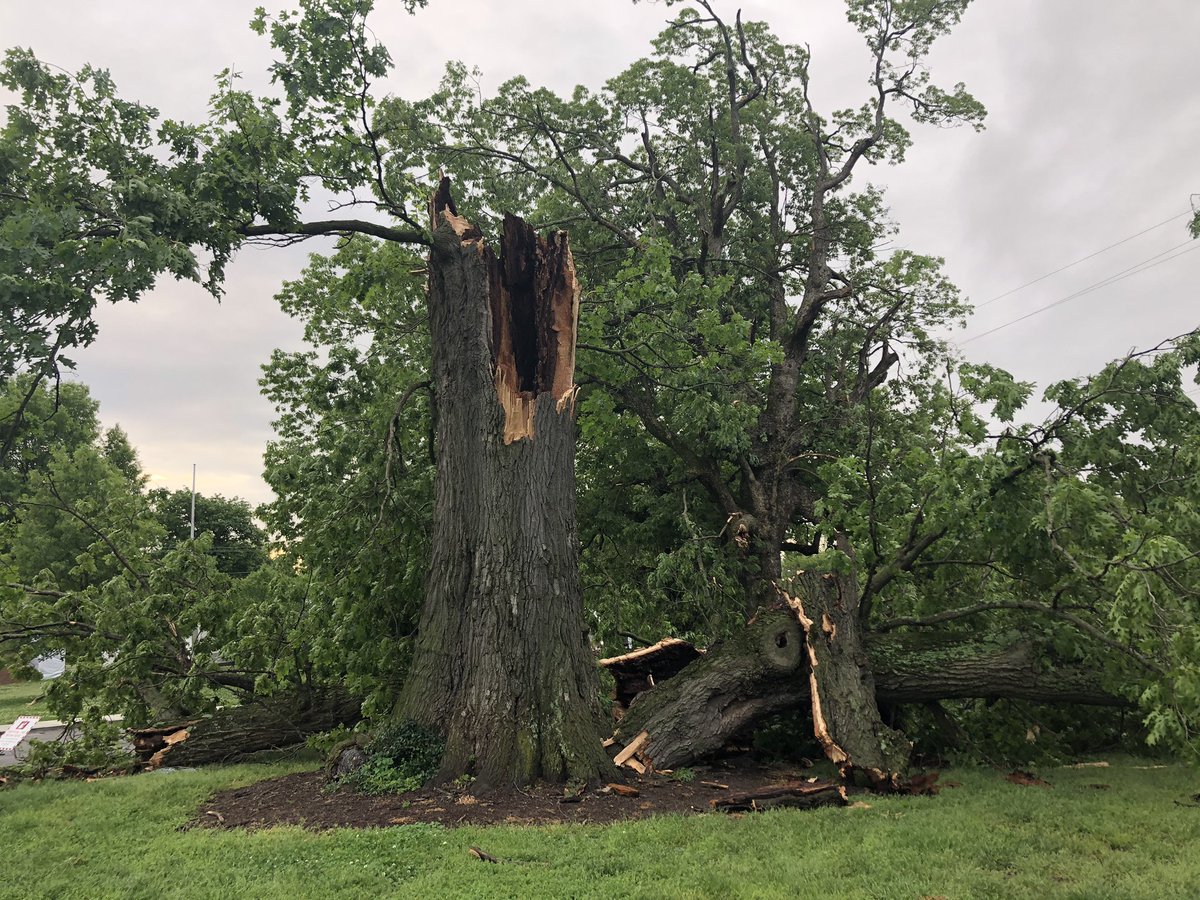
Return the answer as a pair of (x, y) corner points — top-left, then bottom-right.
(189, 758), (837, 831)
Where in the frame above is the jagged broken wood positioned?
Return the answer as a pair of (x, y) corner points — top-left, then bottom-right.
(612, 730), (649, 767)
(607, 605), (1128, 773)
(781, 572), (909, 787)
(599, 638), (703, 718)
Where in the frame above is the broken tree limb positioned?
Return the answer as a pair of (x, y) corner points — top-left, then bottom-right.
(710, 780), (848, 813)
(612, 608), (1129, 772)
(129, 686), (361, 768)
(869, 632), (1128, 707)
(611, 609), (806, 773)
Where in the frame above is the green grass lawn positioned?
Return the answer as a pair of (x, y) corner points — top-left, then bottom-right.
(1, 757), (1197, 899)
(0, 680), (50, 724)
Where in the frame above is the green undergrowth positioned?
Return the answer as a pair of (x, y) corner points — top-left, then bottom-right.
(336, 720), (444, 795)
(0, 757), (1197, 898)
(0, 679), (50, 724)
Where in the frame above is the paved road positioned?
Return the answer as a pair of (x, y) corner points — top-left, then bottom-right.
(1, 719), (77, 767)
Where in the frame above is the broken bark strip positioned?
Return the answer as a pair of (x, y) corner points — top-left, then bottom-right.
(710, 780), (848, 813)
(130, 687), (362, 768)
(781, 572), (909, 788)
(395, 178), (612, 788)
(613, 608), (1129, 772)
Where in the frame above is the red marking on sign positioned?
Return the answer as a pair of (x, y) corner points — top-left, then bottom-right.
(0, 716), (42, 751)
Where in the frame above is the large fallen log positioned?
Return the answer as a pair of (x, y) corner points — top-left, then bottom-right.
(607, 608), (1128, 772)
(606, 609), (808, 773)
(129, 686), (361, 768)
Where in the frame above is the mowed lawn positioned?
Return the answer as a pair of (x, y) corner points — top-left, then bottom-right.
(1, 756), (1197, 899)
(0, 680), (50, 724)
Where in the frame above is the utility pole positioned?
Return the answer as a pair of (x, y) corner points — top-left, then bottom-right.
(190, 463), (196, 540)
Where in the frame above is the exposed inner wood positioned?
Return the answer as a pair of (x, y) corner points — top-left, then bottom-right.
(599, 638), (705, 717)
(782, 589), (850, 767)
(613, 730), (650, 767)
(489, 214), (580, 443)
(427, 184), (580, 444)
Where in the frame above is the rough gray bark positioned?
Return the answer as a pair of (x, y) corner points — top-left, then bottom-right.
(783, 571), (909, 786)
(130, 686), (361, 768)
(869, 632), (1128, 708)
(394, 180), (612, 788)
(610, 610), (806, 772)
(612, 608), (1127, 772)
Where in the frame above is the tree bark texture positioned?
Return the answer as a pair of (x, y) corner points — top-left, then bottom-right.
(130, 687), (362, 768)
(394, 180), (612, 788)
(609, 610), (806, 770)
(612, 609), (1127, 772)
(782, 571), (910, 786)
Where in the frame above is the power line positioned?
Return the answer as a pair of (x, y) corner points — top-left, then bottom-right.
(976, 209), (1192, 309)
(961, 241), (1200, 346)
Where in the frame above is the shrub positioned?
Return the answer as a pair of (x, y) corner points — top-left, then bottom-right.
(339, 720), (444, 796)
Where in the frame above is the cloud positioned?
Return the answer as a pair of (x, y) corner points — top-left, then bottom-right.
(5, 0), (1197, 504)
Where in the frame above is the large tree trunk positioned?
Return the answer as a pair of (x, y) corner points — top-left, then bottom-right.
(611, 608), (1127, 773)
(394, 180), (612, 788)
(782, 570), (909, 787)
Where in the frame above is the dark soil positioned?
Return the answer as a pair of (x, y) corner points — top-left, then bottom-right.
(189, 758), (832, 831)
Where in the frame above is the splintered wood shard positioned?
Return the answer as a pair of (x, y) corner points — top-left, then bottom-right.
(782, 589), (850, 767)
(613, 730), (649, 767)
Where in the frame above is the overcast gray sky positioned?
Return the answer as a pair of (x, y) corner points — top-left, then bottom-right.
(3, 1), (1197, 506)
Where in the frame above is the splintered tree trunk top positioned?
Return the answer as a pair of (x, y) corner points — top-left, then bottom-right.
(431, 179), (580, 444)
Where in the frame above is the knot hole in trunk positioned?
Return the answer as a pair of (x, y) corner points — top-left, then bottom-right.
(762, 619), (803, 673)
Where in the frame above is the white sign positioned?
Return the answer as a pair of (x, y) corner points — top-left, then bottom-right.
(0, 716), (41, 751)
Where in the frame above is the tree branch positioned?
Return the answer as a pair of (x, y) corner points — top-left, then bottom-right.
(876, 599), (1166, 675)
(237, 219), (429, 245)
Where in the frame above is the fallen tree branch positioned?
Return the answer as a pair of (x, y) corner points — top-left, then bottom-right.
(876, 599), (1165, 675)
(129, 685), (361, 767)
(609, 609), (1130, 771)
(710, 780), (847, 812)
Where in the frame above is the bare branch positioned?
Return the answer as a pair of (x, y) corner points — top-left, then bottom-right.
(237, 219), (429, 245)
